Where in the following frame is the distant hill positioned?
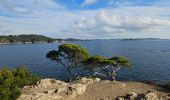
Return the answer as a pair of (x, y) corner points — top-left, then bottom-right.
(0, 34), (88, 44)
(122, 38), (166, 41)
(0, 34), (56, 44)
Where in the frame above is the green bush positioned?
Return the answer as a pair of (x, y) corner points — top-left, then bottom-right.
(165, 81), (170, 90)
(0, 65), (40, 100)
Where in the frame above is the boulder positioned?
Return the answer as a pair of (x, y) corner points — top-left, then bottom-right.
(144, 91), (159, 100)
(94, 78), (101, 82)
(37, 78), (55, 88)
(79, 77), (94, 84)
(116, 97), (124, 100)
(18, 78), (98, 100)
(71, 83), (87, 95)
(116, 91), (161, 100)
(37, 78), (68, 88)
(55, 86), (68, 94)
(126, 92), (137, 100)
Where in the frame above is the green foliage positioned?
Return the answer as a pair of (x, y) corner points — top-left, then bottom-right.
(110, 56), (130, 67)
(47, 44), (130, 81)
(0, 34), (55, 44)
(46, 50), (60, 60)
(165, 81), (170, 90)
(85, 55), (108, 63)
(84, 55), (116, 68)
(84, 55), (130, 81)
(47, 44), (88, 63)
(46, 44), (89, 82)
(59, 44), (88, 61)
(0, 66), (40, 100)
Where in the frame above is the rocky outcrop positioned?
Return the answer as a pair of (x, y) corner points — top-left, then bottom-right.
(116, 91), (161, 100)
(17, 77), (101, 100)
(18, 78), (168, 100)
(144, 91), (160, 100)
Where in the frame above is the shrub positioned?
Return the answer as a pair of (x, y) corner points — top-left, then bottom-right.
(0, 65), (40, 100)
(165, 81), (170, 90)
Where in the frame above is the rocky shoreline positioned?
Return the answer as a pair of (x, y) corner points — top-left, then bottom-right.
(0, 42), (56, 45)
(17, 78), (170, 100)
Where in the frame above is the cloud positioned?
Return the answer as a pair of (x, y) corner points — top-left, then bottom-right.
(0, 0), (65, 14)
(0, 0), (170, 39)
(82, 0), (97, 6)
(108, 0), (170, 7)
(63, 11), (170, 38)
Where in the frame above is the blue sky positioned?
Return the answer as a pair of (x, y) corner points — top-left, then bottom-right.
(0, 0), (170, 39)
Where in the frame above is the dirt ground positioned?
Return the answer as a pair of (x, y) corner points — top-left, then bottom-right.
(74, 81), (170, 100)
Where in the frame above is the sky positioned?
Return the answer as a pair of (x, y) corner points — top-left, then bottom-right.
(0, 0), (170, 39)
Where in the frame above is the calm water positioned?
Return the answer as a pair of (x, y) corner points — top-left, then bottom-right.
(0, 40), (170, 83)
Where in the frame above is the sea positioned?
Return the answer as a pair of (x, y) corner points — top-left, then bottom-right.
(0, 39), (170, 84)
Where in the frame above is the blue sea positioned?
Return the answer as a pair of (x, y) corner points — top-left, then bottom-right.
(0, 39), (170, 83)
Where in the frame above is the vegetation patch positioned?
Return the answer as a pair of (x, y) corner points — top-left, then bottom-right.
(0, 65), (40, 100)
(0, 34), (55, 44)
(165, 81), (170, 90)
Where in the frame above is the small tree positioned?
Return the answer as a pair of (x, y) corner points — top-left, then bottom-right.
(84, 55), (130, 81)
(46, 44), (88, 82)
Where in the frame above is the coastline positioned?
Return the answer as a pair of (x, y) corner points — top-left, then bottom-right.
(0, 42), (58, 45)
(17, 77), (170, 100)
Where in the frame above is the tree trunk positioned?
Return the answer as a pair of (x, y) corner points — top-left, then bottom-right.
(110, 66), (120, 81)
(111, 71), (116, 81)
(67, 68), (72, 82)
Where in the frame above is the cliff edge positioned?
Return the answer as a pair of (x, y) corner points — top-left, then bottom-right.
(17, 78), (170, 100)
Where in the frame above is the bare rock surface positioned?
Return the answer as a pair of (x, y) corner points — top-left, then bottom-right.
(17, 78), (169, 100)
(17, 77), (100, 100)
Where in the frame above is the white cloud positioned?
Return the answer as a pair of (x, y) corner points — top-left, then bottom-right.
(0, 0), (65, 14)
(0, 0), (170, 39)
(82, 0), (97, 6)
(63, 11), (170, 38)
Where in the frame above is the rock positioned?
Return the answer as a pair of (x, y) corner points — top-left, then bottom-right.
(116, 91), (161, 100)
(96, 98), (104, 100)
(116, 97), (124, 100)
(37, 78), (68, 88)
(17, 94), (32, 100)
(104, 97), (111, 100)
(144, 91), (159, 100)
(31, 93), (46, 100)
(37, 78), (55, 88)
(126, 92), (137, 100)
(96, 98), (101, 100)
(43, 89), (56, 94)
(17, 78), (99, 100)
(79, 77), (94, 84)
(66, 86), (74, 95)
(19, 93), (63, 100)
(121, 83), (126, 87)
(168, 93), (170, 97)
(52, 95), (62, 99)
(55, 86), (68, 94)
(71, 83), (87, 95)
(23, 86), (31, 88)
(55, 80), (68, 86)
(94, 78), (101, 82)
